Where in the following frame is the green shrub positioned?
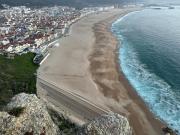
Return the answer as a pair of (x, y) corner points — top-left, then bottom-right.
(0, 53), (39, 110)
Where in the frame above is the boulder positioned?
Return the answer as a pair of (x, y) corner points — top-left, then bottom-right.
(0, 93), (59, 135)
(78, 113), (132, 135)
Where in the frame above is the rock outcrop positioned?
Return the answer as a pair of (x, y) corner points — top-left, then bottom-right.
(78, 113), (132, 135)
(0, 93), (59, 135)
(0, 93), (132, 135)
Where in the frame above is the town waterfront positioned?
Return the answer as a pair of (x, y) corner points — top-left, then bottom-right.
(112, 6), (180, 133)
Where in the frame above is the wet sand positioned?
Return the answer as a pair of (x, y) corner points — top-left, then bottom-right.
(38, 8), (165, 135)
(90, 12), (166, 135)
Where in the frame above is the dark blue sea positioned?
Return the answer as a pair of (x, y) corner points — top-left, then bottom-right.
(112, 7), (180, 133)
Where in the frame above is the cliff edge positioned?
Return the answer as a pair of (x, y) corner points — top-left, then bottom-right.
(79, 113), (132, 135)
(0, 93), (132, 135)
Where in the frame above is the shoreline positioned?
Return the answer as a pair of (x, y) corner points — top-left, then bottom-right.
(38, 8), (166, 135)
(112, 14), (167, 133)
(89, 10), (166, 134)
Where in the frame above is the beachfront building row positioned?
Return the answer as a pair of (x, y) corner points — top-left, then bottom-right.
(0, 6), (81, 55)
(0, 5), (116, 60)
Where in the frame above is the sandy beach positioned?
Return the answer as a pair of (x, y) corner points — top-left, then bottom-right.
(37, 8), (165, 135)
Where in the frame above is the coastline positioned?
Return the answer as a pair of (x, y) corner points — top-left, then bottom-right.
(37, 8), (166, 135)
(89, 10), (166, 134)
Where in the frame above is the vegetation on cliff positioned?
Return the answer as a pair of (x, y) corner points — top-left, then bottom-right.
(48, 109), (78, 134)
(0, 53), (38, 109)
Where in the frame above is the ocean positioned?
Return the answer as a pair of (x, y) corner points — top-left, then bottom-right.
(112, 7), (180, 133)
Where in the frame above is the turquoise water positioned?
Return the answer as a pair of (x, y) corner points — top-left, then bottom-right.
(112, 7), (180, 133)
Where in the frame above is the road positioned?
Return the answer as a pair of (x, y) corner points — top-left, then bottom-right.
(37, 77), (109, 123)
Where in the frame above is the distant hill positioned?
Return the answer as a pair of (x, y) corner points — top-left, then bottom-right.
(0, 0), (134, 9)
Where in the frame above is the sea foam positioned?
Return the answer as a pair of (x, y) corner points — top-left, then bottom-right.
(112, 10), (180, 133)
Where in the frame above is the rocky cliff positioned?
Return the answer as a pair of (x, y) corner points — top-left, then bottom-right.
(0, 93), (132, 135)
(78, 113), (132, 135)
(0, 93), (59, 135)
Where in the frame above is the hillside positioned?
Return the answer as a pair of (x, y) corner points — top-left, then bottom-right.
(0, 53), (38, 109)
(0, 0), (134, 9)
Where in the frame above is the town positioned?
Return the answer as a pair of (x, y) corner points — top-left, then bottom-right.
(0, 5), (115, 63)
